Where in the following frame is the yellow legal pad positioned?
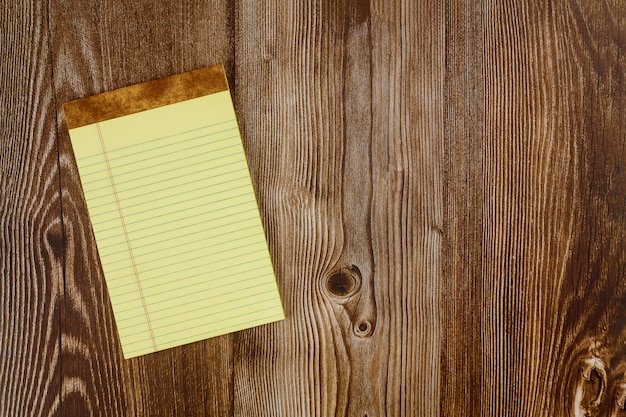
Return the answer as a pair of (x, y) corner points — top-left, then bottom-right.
(64, 64), (284, 358)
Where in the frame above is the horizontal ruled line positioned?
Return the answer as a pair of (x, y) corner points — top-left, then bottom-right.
(95, 205), (257, 241)
(94, 189), (253, 235)
(100, 225), (257, 259)
(89, 172), (250, 212)
(85, 148), (243, 194)
(120, 284), (276, 330)
(95, 200), (254, 235)
(109, 254), (269, 292)
(144, 279), (273, 312)
(109, 253), (268, 290)
(106, 238), (263, 277)
(102, 224), (263, 265)
(97, 208), (259, 250)
(101, 223), (258, 258)
(81, 136), (240, 181)
(91, 172), (248, 217)
(105, 242), (263, 282)
(77, 119), (236, 160)
(94, 188), (249, 231)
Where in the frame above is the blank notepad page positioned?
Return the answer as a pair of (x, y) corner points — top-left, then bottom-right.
(65, 66), (284, 358)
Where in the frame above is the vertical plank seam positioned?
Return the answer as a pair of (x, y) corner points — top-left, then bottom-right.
(46, 0), (64, 414)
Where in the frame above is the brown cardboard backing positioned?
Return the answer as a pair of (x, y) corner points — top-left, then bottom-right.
(63, 64), (229, 129)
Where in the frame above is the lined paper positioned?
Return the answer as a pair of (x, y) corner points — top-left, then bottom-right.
(67, 86), (284, 358)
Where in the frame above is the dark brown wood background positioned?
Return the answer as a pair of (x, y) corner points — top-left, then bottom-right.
(2, 0), (625, 416)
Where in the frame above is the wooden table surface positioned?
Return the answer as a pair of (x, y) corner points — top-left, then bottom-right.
(2, 1), (625, 416)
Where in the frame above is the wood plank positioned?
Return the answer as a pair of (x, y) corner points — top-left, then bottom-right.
(442, 0), (626, 415)
(0, 1), (62, 416)
(234, 0), (371, 414)
(233, 0), (445, 415)
(441, 0), (485, 415)
(369, 1), (446, 415)
(233, 1), (346, 413)
(48, 1), (235, 415)
(555, 1), (626, 415)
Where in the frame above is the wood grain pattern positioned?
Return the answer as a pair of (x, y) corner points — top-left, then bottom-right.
(441, 1), (485, 415)
(2, 0), (625, 416)
(1, 1), (62, 416)
(443, 1), (626, 415)
(465, 1), (625, 415)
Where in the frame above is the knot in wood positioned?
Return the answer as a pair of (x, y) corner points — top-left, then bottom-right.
(354, 320), (373, 338)
(326, 265), (361, 298)
(576, 353), (608, 416)
(45, 221), (65, 261)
